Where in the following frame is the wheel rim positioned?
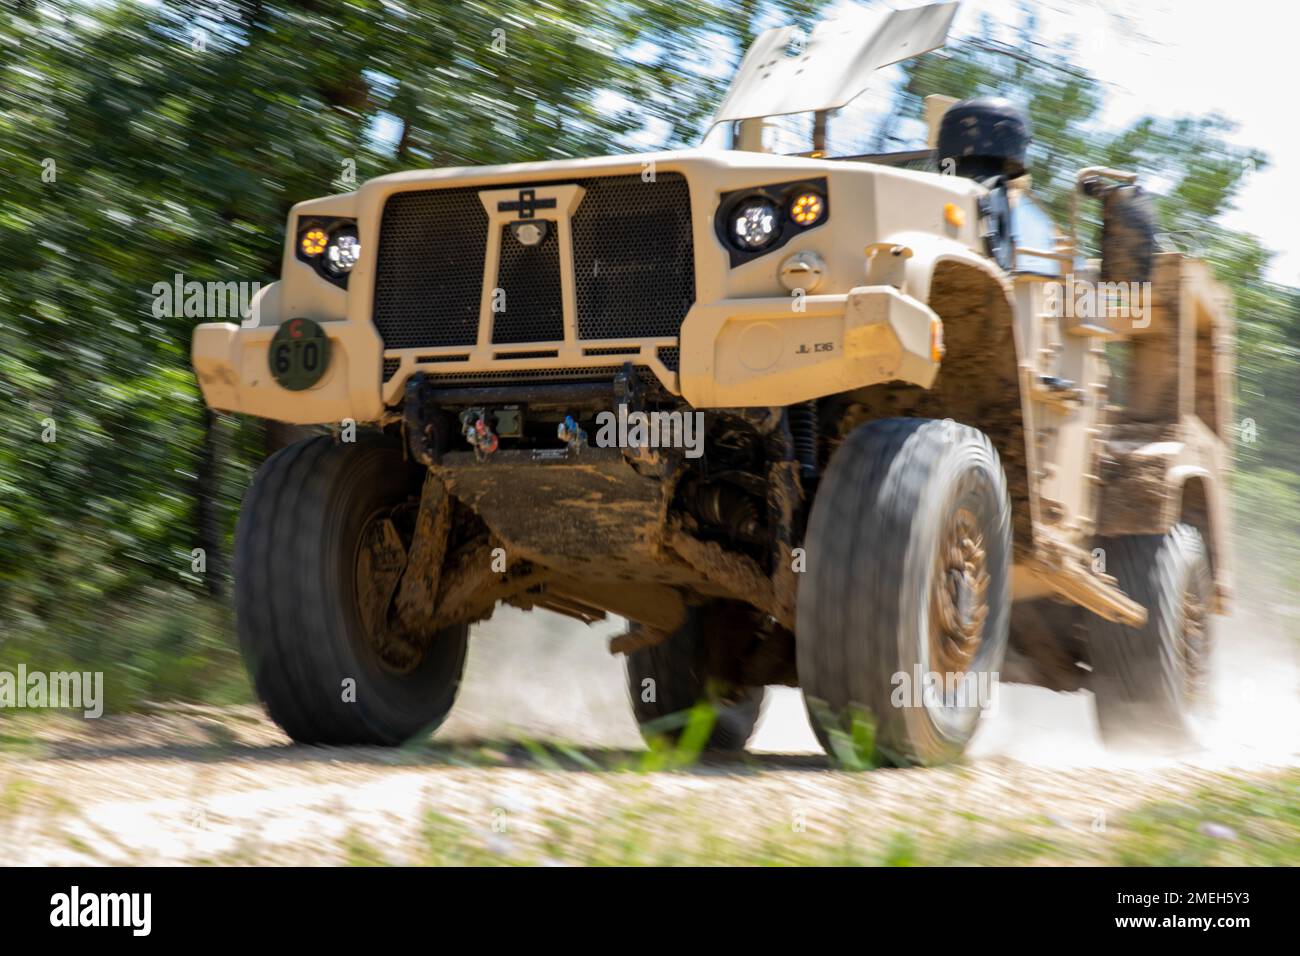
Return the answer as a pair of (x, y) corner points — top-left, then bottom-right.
(353, 504), (424, 674)
(926, 506), (990, 711)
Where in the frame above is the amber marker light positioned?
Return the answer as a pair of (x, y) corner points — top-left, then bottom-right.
(943, 202), (965, 228)
(790, 191), (825, 227)
(300, 228), (329, 256)
(931, 315), (946, 363)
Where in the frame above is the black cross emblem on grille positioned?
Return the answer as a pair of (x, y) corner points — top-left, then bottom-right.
(497, 188), (557, 219)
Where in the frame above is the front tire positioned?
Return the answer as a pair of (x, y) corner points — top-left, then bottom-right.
(798, 418), (1012, 766)
(1086, 525), (1214, 749)
(234, 434), (468, 745)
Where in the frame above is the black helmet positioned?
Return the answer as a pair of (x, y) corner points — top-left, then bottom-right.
(937, 97), (1031, 179)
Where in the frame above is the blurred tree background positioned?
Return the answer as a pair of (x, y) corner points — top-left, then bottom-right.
(0, 0), (1294, 709)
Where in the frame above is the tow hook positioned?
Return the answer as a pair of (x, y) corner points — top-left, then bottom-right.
(460, 407), (499, 461)
(557, 415), (587, 454)
(612, 361), (657, 466)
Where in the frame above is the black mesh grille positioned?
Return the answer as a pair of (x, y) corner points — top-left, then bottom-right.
(382, 358), (400, 381)
(495, 349), (559, 360)
(421, 366), (664, 396)
(373, 189), (487, 348)
(572, 173), (694, 340)
(491, 224), (564, 344)
(371, 173), (694, 352)
(425, 365), (635, 385)
(657, 346), (680, 372)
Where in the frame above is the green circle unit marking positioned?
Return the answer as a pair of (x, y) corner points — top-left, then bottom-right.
(269, 317), (331, 391)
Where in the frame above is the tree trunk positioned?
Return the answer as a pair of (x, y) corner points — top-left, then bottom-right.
(195, 407), (226, 601)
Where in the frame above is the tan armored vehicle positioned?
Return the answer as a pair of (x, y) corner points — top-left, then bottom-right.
(192, 2), (1233, 763)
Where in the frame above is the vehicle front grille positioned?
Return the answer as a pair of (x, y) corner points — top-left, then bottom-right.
(492, 223), (564, 344)
(372, 173), (694, 356)
(373, 187), (488, 349)
(571, 174), (694, 340)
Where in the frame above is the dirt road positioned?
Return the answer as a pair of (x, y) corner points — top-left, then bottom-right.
(1, 608), (1296, 865)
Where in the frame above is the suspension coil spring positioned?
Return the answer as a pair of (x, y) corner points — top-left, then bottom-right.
(787, 401), (819, 480)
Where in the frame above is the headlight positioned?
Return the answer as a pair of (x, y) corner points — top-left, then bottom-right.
(715, 178), (828, 267)
(731, 198), (780, 250)
(295, 216), (358, 288)
(789, 191), (825, 227)
(300, 228), (329, 257)
(325, 228), (361, 274)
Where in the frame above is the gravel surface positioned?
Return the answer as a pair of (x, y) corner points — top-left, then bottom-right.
(1, 607), (1295, 865)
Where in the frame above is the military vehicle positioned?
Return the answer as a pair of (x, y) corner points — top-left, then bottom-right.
(192, 1), (1234, 763)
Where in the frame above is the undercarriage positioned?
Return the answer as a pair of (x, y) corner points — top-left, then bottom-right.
(389, 363), (807, 688)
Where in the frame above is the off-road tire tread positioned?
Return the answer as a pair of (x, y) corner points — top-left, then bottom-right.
(1086, 524), (1211, 746)
(625, 611), (762, 752)
(797, 418), (1012, 766)
(235, 434), (467, 745)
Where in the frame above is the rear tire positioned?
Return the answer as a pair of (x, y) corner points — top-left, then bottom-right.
(624, 605), (763, 752)
(797, 418), (1012, 766)
(1086, 524), (1214, 749)
(234, 434), (468, 745)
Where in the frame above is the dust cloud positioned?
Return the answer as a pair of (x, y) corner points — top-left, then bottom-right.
(438, 604), (1299, 769)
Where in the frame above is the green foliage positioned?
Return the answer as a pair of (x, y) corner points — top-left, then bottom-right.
(0, 587), (248, 714)
(635, 700), (720, 771)
(807, 698), (882, 770)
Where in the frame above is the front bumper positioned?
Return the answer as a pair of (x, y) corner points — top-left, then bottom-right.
(192, 283), (940, 421)
(678, 284), (940, 407)
(192, 273), (389, 423)
(192, 317), (381, 424)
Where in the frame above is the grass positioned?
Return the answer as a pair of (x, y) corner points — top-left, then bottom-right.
(0, 587), (250, 715)
(341, 829), (391, 867)
(0, 719), (42, 755)
(0, 777), (30, 821)
(888, 770), (1300, 866)
(1111, 773), (1300, 866)
(63, 834), (97, 857)
(369, 767), (1300, 867)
